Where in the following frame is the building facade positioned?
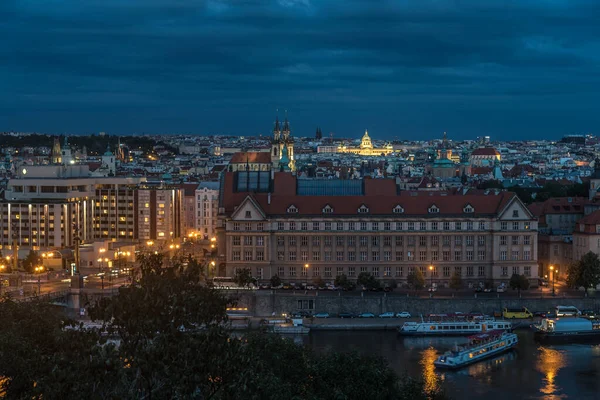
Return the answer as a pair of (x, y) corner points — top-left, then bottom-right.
(218, 172), (539, 286)
(337, 130), (393, 156)
(196, 182), (219, 240)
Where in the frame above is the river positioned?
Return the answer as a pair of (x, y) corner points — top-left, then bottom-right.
(297, 330), (600, 399)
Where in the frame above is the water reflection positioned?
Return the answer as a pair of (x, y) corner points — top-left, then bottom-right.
(420, 347), (441, 393)
(457, 351), (516, 378)
(403, 336), (467, 350)
(536, 347), (567, 399)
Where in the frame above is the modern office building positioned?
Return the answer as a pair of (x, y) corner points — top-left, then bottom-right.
(217, 171), (539, 285)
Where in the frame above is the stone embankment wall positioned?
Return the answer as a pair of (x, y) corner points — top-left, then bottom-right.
(230, 291), (599, 317)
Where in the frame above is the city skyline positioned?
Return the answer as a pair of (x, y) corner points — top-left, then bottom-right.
(1, 1), (600, 139)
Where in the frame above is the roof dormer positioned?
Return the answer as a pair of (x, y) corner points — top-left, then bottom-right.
(393, 204), (404, 214)
(358, 204), (369, 214)
(287, 205), (298, 214)
(428, 204), (440, 214)
(322, 204), (334, 214)
(463, 203), (474, 213)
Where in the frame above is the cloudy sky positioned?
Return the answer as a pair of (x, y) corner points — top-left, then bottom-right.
(1, 0), (600, 140)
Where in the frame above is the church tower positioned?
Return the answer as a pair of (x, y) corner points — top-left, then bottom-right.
(102, 145), (116, 176)
(51, 137), (62, 164)
(61, 136), (73, 165)
(271, 111), (295, 171)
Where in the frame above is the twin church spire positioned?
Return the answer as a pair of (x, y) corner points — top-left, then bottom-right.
(271, 110), (295, 171)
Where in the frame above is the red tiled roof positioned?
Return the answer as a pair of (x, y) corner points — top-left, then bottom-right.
(576, 210), (600, 225)
(222, 172), (517, 217)
(229, 152), (272, 164)
(471, 148), (500, 156)
(528, 197), (589, 216)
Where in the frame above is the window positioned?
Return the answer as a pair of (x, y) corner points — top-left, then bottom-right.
(348, 267), (356, 277)
(524, 266), (531, 276)
(432, 222), (439, 231)
(360, 222), (367, 231)
(233, 222), (240, 231)
(372, 236), (379, 246)
(360, 251), (368, 261)
(500, 250), (507, 260)
(314, 267), (321, 276)
(479, 222), (485, 230)
(443, 266), (450, 277)
(244, 210), (252, 219)
(393, 205), (404, 214)
(428, 205), (440, 214)
(325, 251), (331, 261)
(500, 236), (507, 246)
(524, 236), (531, 245)
(289, 222), (296, 231)
(432, 236), (439, 246)
(443, 251), (450, 261)
(322, 205), (334, 214)
(278, 267), (285, 277)
(407, 236), (415, 246)
(384, 236), (392, 246)
(384, 267), (391, 277)
(348, 237), (356, 246)
(465, 235), (473, 246)
(371, 222), (379, 231)
(257, 223), (264, 231)
(431, 267), (438, 277)
(466, 250), (474, 261)
(512, 251), (519, 261)
(372, 251), (380, 261)
(232, 236), (241, 246)
(512, 236), (519, 245)
(325, 222), (332, 231)
(372, 267), (379, 277)
(395, 251), (403, 261)
(358, 205), (369, 213)
(348, 251), (356, 261)
(384, 251), (391, 261)
(395, 266), (403, 277)
(349, 222), (355, 230)
(501, 222), (507, 231)
(478, 250), (485, 261)
(384, 222), (391, 231)
(443, 222), (450, 231)
(278, 251), (284, 261)
(396, 222), (403, 231)
(431, 250), (439, 261)
(301, 222), (308, 231)
(336, 236), (344, 246)
(478, 235), (485, 246)
(464, 204), (474, 213)
(420, 222), (427, 231)
(256, 236), (264, 246)
(407, 251), (415, 261)
(418, 266), (426, 275)
(501, 266), (508, 277)
(455, 236), (462, 246)
(408, 267), (415, 275)
(232, 251), (241, 261)
(454, 250), (462, 261)
(325, 267), (332, 277)
(419, 236), (427, 246)
(419, 251), (427, 261)
(513, 210), (519, 218)
(287, 205), (298, 213)
(244, 251), (252, 261)
(336, 222), (344, 231)
(512, 266), (519, 275)
(443, 236), (451, 246)
(289, 251), (296, 261)
(289, 267), (297, 277)
(512, 222), (519, 230)
(524, 222), (530, 230)
(456, 222), (462, 231)
(360, 236), (368, 246)
(466, 266), (474, 277)
(478, 266), (485, 277)
(524, 250), (531, 261)
(324, 237), (332, 246)
(278, 222), (284, 230)
(454, 266), (462, 276)
(313, 251), (320, 261)
(243, 236), (252, 246)
(408, 222), (415, 231)
(337, 267), (344, 276)
(313, 222), (320, 230)
(466, 221), (473, 231)
(289, 237), (296, 246)
(337, 251), (344, 261)
(312, 237), (320, 246)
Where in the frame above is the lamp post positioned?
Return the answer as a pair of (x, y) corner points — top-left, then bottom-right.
(304, 263), (309, 287)
(429, 265), (434, 290)
(550, 265), (555, 296)
(0, 264), (5, 296)
(34, 265), (44, 295)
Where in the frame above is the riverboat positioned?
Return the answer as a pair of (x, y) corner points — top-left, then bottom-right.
(533, 317), (600, 343)
(398, 317), (512, 336)
(433, 330), (518, 369)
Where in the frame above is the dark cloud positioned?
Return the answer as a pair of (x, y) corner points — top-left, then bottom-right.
(1, 0), (600, 139)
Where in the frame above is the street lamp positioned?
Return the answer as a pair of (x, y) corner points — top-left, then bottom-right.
(34, 265), (44, 295)
(429, 265), (434, 291)
(550, 265), (555, 296)
(304, 263), (309, 287)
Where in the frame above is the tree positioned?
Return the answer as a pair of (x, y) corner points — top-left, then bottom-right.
(270, 274), (282, 288)
(334, 274), (354, 291)
(234, 267), (254, 288)
(356, 272), (379, 290)
(567, 251), (600, 295)
(449, 271), (462, 291)
(0, 254), (450, 399)
(407, 269), (425, 291)
(313, 275), (325, 288)
(22, 250), (41, 273)
(509, 274), (530, 296)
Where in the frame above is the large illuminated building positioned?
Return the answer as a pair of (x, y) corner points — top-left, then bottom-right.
(337, 130), (394, 156)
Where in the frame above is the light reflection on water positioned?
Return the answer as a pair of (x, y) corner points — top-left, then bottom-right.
(536, 347), (566, 399)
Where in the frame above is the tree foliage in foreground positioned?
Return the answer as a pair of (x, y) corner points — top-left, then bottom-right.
(567, 251), (600, 295)
(0, 254), (449, 400)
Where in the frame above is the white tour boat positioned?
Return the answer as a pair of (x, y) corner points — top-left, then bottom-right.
(398, 315), (512, 336)
(434, 330), (518, 369)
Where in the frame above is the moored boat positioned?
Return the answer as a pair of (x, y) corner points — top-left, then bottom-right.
(533, 317), (600, 343)
(398, 317), (512, 336)
(434, 330), (518, 369)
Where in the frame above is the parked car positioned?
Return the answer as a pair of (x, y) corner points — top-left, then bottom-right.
(428, 286), (437, 292)
(483, 288), (492, 293)
(339, 312), (356, 319)
(474, 287), (483, 293)
(305, 285), (317, 290)
(291, 310), (313, 318)
(533, 311), (547, 318)
(379, 312), (396, 318)
(358, 312), (375, 318)
(282, 284), (292, 290)
(396, 311), (411, 318)
(538, 280), (549, 287)
(314, 312), (330, 318)
(258, 283), (271, 290)
(582, 310), (596, 319)
(496, 286), (506, 293)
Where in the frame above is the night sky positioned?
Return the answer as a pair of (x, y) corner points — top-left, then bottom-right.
(1, 0), (600, 140)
